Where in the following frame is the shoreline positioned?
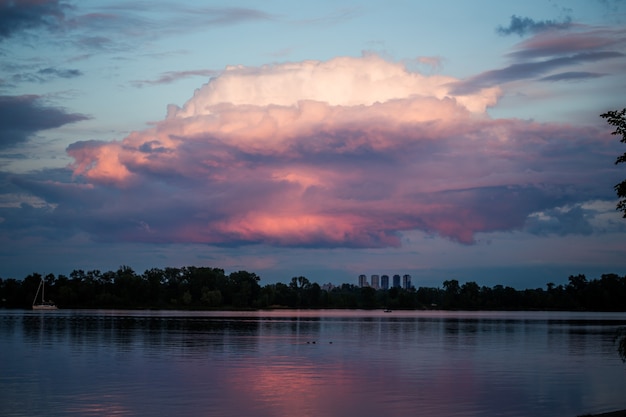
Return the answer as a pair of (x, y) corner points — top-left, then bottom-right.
(582, 410), (626, 417)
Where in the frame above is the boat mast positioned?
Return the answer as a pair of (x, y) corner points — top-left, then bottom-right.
(32, 279), (42, 306)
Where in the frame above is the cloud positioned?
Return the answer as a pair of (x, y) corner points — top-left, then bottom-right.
(496, 15), (572, 37)
(0, 2), (273, 63)
(37, 67), (82, 79)
(132, 69), (219, 87)
(0, 95), (89, 148)
(6, 66), (83, 84)
(452, 26), (626, 95)
(171, 54), (499, 116)
(0, 0), (69, 40)
(525, 200), (626, 236)
(525, 205), (595, 236)
(452, 51), (622, 95)
(184, 6), (272, 25)
(539, 71), (606, 82)
(67, 4), (272, 42)
(2, 55), (622, 251)
(507, 27), (626, 60)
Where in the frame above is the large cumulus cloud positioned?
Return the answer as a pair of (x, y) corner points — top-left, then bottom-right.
(6, 54), (621, 249)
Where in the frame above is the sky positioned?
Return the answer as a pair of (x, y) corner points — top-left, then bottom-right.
(1, 0), (625, 289)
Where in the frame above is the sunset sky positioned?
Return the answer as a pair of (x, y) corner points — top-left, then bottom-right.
(1, 0), (625, 288)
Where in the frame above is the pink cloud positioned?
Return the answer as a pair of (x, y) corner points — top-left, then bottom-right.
(511, 26), (626, 59)
(63, 55), (619, 248)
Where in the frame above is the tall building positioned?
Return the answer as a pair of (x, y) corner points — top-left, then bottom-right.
(358, 274), (368, 287)
(403, 274), (412, 290)
(381, 275), (389, 290)
(392, 274), (401, 288)
(370, 275), (380, 289)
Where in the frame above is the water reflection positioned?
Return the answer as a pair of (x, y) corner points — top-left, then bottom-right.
(17, 313), (263, 357)
(1, 310), (625, 417)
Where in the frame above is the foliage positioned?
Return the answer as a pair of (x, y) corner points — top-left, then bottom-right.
(1, 268), (626, 312)
(601, 108), (626, 217)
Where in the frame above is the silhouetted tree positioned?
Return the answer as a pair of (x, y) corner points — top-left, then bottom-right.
(360, 286), (377, 309)
(443, 279), (460, 308)
(3, 266), (626, 311)
(460, 281), (480, 309)
(228, 270), (260, 308)
(601, 108), (626, 217)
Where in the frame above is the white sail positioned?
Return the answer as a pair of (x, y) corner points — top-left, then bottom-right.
(32, 278), (57, 310)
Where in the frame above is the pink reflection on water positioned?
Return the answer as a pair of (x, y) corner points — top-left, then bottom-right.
(64, 393), (132, 417)
(222, 351), (489, 417)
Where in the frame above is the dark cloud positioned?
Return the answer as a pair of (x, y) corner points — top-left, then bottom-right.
(525, 205), (595, 236)
(75, 36), (115, 50)
(192, 6), (273, 25)
(8, 66), (83, 84)
(496, 15), (572, 37)
(452, 51), (622, 95)
(0, 0), (69, 40)
(0, 95), (89, 148)
(37, 67), (82, 79)
(138, 140), (170, 154)
(132, 69), (218, 87)
(539, 71), (606, 82)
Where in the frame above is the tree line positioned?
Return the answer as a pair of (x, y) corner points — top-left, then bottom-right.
(1, 266), (625, 311)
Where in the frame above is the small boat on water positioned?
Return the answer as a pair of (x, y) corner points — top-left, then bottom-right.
(32, 278), (57, 310)
(384, 309), (392, 313)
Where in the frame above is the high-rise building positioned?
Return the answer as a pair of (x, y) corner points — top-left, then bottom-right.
(370, 275), (380, 289)
(358, 274), (368, 287)
(381, 275), (389, 290)
(403, 274), (412, 290)
(392, 274), (401, 288)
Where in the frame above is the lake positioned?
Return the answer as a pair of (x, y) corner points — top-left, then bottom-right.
(1, 309), (625, 417)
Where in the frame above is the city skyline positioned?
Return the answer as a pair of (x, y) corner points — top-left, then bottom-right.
(359, 274), (413, 290)
(1, 0), (625, 289)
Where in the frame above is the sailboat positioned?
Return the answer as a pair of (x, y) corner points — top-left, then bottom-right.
(32, 278), (57, 310)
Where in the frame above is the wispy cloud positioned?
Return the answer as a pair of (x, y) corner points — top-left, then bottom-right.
(452, 25), (626, 95)
(539, 71), (606, 82)
(0, 0), (69, 40)
(496, 15), (572, 37)
(132, 69), (219, 87)
(452, 50), (622, 95)
(68, 3), (273, 40)
(8, 66), (83, 84)
(1, 2), (273, 59)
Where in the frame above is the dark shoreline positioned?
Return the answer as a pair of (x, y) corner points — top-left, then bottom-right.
(582, 410), (626, 417)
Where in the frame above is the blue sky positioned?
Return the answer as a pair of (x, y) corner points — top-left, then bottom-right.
(1, 0), (625, 289)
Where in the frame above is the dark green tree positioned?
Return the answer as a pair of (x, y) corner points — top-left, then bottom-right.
(601, 108), (626, 217)
(442, 279), (460, 308)
(460, 281), (480, 309)
(228, 270), (261, 308)
(360, 286), (377, 309)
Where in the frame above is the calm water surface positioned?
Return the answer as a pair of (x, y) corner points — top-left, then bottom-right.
(1, 309), (625, 417)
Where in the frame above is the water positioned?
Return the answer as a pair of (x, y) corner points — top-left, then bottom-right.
(1, 309), (625, 417)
